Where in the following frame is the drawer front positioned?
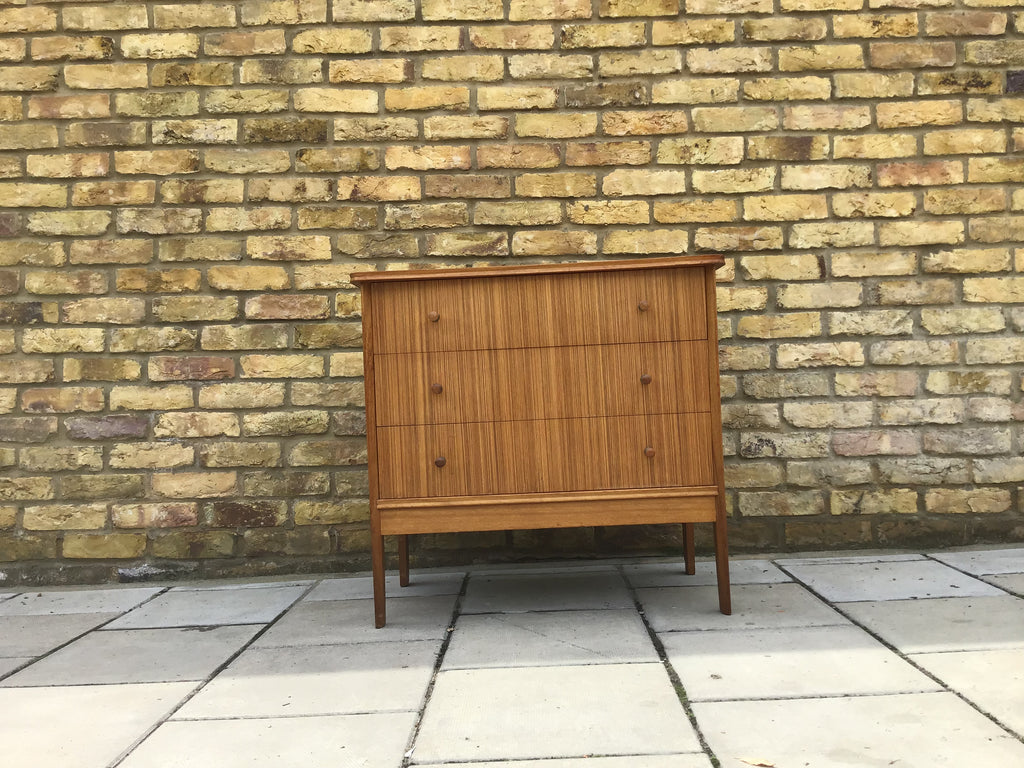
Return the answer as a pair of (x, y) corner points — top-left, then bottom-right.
(374, 344), (646, 426)
(376, 422), (501, 500)
(644, 412), (715, 488)
(639, 341), (712, 416)
(375, 340), (711, 426)
(375, 413), (713, 499)
(370, 268), (707, 354)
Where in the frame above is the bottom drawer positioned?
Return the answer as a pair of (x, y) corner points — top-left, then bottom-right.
(376, 413), (714, 499)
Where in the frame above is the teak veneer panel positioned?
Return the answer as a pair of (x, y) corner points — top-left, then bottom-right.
(353, 256), (731, 628)
(373, 341), (711, 427)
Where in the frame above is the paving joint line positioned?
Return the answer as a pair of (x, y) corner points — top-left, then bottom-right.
(104, 578), (323, 768)
(400, 571), (470, 768)
(0, 585), (173, 684)
(772, 556), (1024, 748)
(618, 564), (722, 768)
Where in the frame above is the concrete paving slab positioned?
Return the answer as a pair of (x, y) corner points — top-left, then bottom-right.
(253, 595), (456, 647)
(930, 547), (1024, 576)
(909, 648), (1024, 737)
(985, 573), (1024, 594)
(0, 682), (196, 768)
(413, 663), (702, 763)
(118, 712), (418, 768)
(0, 613), (118, 657)
(623, 558), (790, 588)
(304, 571), (464, 601)
(426, 758), (712, 768)
(176, 640), (440, 718)
(461, 570), (632, 614)
(1, 625), (260, 687)
(694, 692), (1024, 767)
(0, 587), (162, 616)
(106, 584), (307, 629)
(638, 583), (844, 632)
(664, 625), (940, 701)
(443, 609), (657, 669)
(781, 558), (1002, 602)
(843, 595), (1024, 653)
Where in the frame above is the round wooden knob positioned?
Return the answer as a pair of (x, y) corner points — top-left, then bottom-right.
(640, 373), (652, 385)
(434, 456), (446, 468)
(638, 300), (650, 312)
(644, 446), (656, 458)
(430, 383), (443, 395)
(427, 310), (440, 322)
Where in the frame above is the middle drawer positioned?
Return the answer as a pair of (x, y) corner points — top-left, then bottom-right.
(374, 341), (710, 427)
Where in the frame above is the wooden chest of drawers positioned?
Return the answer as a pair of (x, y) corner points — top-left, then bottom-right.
(352, 256), (730, 627)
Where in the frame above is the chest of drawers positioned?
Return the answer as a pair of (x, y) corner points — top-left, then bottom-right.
(352, 256), (730, 627)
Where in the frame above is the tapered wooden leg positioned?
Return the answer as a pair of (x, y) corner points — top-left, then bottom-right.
(372, 531), (386, 628)
(682, 523), (696, 575)
(398, 534), (410, 587)
(713, 519), (731, 615)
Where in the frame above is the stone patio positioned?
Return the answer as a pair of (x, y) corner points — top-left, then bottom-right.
(2, 546), (1023, 767)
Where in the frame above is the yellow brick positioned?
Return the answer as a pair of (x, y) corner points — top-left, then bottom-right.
(833, 192), (917, 218)
(744, 194), (828, 221)
(516, 113), (597, 138)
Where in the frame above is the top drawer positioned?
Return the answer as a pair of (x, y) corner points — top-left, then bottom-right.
(369, 268), (707, 354)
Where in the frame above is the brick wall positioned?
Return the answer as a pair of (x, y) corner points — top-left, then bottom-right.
(1, 0), (1023, 584)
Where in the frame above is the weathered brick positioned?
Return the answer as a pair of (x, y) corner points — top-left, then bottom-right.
(110, 442), (194, 470)
(834, 371), (919, 397)
(152, 472), (237, 499)
(205, 88), (289, 114)
(925, 247), (1011, 274)
(64, 359), (142, 382)
(831, 252), (917, 277)
(834, 12), (918, 38)
(788, 461), (873, 488)
(201, 324), (288, 351)
(926, 370), (1011, 395)
(423, 233), (507, 257)
(877, 161), (963, 187)
(111, 328), (195, 354)
(22, 328), (105, 353)
(112, 503), (198, 528)
(65, 415), (148, 441)
(919, 71), (1001, 96)
(743, 373), (830, 399)
(475, 201), (562, 226)
(62, 298), (145, 326)
(654, 78), (740, 105)
(876, 100), (962, 128)
(743, 18), (827, 41)
(871, 340), (960, 365)
(879, 398), (963, 425)
(110, 385), (193, 411)
(155, 412), (240, 438)
(738, 313), (822, 339)
(781, 165), (872, 190)
(783, 401), (874, 428)
(831, 490), (919, 516)
(829, 309), (914, 336)
(606, 228), (689, 254)
(693, 106), (778, 133)
(777, 342), (866, 369)
(654, 199), (738, 223)
(23, 503), (106, 531)
(688, 47), (772, 73)
(570, 200), (650, 225)
(789, 222), (874, 249)
(744, 195), (828, 221)
(924, 489), (1010, 515)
